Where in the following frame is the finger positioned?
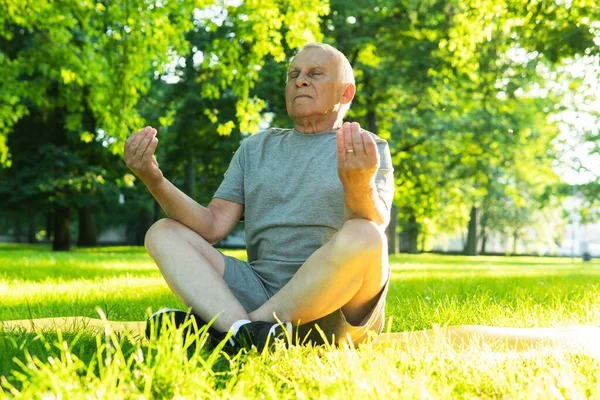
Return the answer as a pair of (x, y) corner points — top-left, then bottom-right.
(127, 126), (151, 146)
(127, 138), (142, 161)
(141, 136), (159, 163)
(351, 122), (364, 154)
(129, 126), (152, 155)
(362, 130), (379, 161)
(343, 122), (353, 155)
(125, 132), (138, 155)
(125, 130), (143, 162)
(336, 127), (346, 166)
(138, 128), (157, 160)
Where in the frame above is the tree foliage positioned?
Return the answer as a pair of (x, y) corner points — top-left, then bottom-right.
(318, 0), (598, 253)
(0, 0), (328, 249)
(0, 0), (597, 254)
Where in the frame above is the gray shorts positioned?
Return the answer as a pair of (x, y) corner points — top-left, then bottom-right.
(222, 254), (389, 346)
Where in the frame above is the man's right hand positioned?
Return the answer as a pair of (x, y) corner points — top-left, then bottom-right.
(124, 126), (163, 187)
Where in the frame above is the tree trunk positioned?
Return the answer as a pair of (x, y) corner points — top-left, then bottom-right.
(465, 206), (479, 256)
(363, 69), (378, 134)
(134, 207), (153, 246)
(46, 212), (54, 241)
(14, 214), (23, 242)
(367, 107), (377, 134)
(153, 199), (162, 222)
(386, 204), (399, 255)
(480, 228), (487, 254)
(404, 213), (420, 254)
(27, 214), (37, 243)
(77, 207), (97, 247)
(479, 210), (488, 254)
(185, 158), (196, 199)
(512, 230), (518, 255)
(419, 230), (427, 253)
(53, 206), (71, 251)
(479, 203), (490, 254)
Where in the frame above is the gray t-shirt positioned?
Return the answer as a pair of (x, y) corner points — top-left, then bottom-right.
(214, 127), (394, 294)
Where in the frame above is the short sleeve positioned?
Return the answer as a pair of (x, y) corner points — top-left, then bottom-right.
(375, 140), (395, 211)
(213, 141), (245, 205)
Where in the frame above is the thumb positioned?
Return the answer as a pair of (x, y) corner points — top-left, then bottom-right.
(336, 128), (346, 166)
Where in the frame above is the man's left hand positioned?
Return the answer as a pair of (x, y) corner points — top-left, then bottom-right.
(336, 121), (380, 192)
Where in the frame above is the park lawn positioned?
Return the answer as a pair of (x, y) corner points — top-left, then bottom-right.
(1, 244), (599, 398)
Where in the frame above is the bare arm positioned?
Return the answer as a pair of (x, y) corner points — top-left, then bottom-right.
(342, 183), (388, 228)
(336, 122), (389, 228)
(146, 179), (242, 244)
(124, 126), (243, 244)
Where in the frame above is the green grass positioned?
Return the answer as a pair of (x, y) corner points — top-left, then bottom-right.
(1, 244), (599, 398)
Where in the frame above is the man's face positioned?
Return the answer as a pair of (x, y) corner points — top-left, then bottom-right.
(285, 48), (346, 121)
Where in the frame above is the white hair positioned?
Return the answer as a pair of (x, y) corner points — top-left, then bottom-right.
(298, 43), (355, 85)
(291, 43), (355, 120)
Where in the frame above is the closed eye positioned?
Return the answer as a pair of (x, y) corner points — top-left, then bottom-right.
(287, 69), (325, 80)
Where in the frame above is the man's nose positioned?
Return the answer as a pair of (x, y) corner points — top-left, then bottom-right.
(295, 73), (310, 87)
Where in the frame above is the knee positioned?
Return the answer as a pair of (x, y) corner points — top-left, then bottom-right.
(144, 218), (184, 254)
(333, 219), (386, 256)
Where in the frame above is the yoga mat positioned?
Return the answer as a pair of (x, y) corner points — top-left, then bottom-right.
(3, 317), (599, 356)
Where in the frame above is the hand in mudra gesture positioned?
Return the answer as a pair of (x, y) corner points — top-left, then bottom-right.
(336, 121), (380, 191)
(124, 126), (163, 186)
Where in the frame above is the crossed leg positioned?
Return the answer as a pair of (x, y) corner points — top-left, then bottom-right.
(248, 219), (388, 326)
(145, 219), (248, 332)
(144, 218), (388, 332)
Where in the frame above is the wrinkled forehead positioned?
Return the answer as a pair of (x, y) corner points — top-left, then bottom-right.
(288, 48), (339, 73)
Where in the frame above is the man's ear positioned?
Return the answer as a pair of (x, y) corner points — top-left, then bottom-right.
(340, 83), (356, 105)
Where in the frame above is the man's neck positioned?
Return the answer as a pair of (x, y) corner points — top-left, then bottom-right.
(293, 115), (342, 134)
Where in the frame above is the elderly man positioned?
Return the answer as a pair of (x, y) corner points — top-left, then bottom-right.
(124, 43), (394, 350)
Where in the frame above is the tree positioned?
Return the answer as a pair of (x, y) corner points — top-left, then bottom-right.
(0, 0), (210, 249)
(152, 0), (329, 206)
(0, 105), (126, 250)
(318, 0), (598, 255)
(0, 0), (328, 249)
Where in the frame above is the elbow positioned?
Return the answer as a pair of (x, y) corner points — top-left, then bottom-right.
(380, 215), (390, 231)
(205, 205), (231, 245)
(373, 214), (389, 232)
(206, 232), (226, 246)
(199, 221), (225, 245)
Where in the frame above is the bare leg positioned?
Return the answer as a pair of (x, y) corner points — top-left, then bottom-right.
(145, 218), (248, 332)
(249, 219), (389, 326)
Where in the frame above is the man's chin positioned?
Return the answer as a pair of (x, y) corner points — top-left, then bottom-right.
(289, 109), (318, 120)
